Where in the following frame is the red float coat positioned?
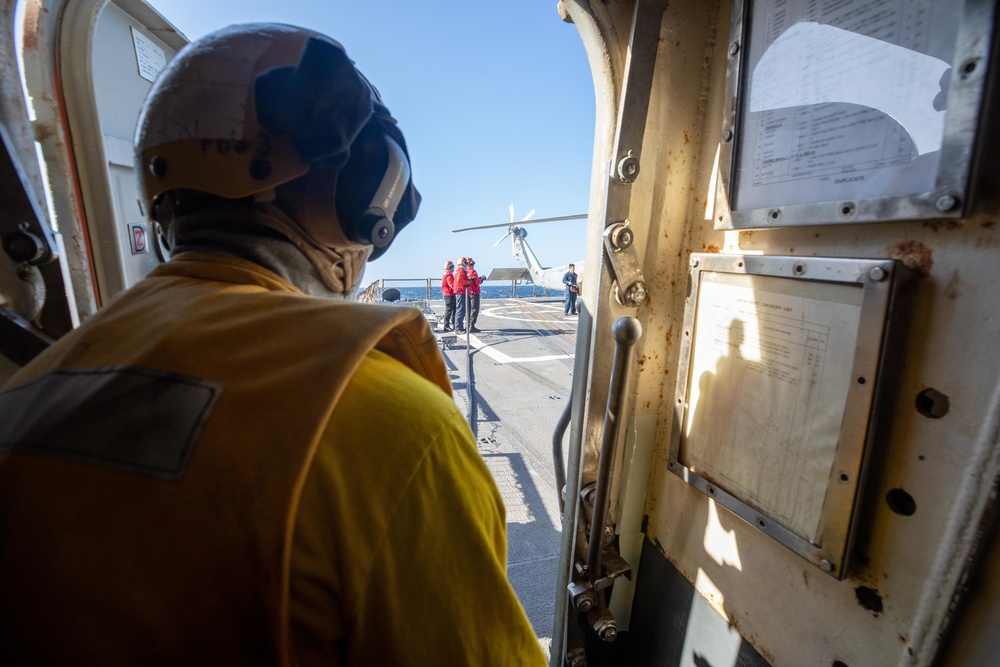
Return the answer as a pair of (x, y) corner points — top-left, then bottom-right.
(453, 266), (470, 294)
(441, 271), (455, 296)
(468, 268), (482, 295)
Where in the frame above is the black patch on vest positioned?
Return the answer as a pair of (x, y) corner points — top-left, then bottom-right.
(0, 366), (221, 480)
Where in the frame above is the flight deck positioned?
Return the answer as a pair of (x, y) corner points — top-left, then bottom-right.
(428, 296), (578, 659)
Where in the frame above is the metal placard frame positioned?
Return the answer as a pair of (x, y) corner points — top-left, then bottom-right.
(714, 0), (998, 230)
(667, 253), (898, 578)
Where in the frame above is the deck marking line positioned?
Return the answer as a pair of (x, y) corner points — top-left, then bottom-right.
(483, 301), (565, 324)
(467, 334), (572, 364)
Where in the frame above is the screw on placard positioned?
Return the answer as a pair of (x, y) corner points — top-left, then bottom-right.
(722, 129), (733, 142)
(869, 266), (887, 282)
(820, 559), (834, 573)
(728, 42), (740, 57)
(935, 195), (958, 212)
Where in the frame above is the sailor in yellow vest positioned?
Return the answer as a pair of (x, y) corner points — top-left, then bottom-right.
(0, 24), (546, 666)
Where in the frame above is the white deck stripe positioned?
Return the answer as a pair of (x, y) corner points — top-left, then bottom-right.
(467, 333), (572, 364)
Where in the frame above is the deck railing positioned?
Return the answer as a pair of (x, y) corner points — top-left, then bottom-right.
(355, 278), (554, 303)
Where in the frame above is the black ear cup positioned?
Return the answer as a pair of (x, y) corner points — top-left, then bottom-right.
(336, 121), (413, 259)
(355, 210), (395, 248)
(356, 134), (409, 250)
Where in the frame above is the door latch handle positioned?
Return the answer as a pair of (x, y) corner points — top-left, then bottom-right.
(565, 316), (642, 644)
(587, 315), (642, 586)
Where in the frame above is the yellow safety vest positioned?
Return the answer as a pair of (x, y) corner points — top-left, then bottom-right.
(0, 252), (449, 666)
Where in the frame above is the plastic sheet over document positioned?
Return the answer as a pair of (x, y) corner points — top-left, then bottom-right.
(680, 272), (863, 542)
(734, 0), (961, 211)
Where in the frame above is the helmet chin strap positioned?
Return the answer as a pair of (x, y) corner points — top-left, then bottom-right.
(252, 201), (371, 297)
(253, 188), (277, 203)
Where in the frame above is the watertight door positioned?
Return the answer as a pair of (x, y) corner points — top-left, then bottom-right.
(2, 0), (185, 345)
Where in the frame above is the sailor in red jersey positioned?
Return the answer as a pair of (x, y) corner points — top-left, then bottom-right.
(467, 258), (485, 332)
(453, 257), (470, 332)
(441, 260), (455, 331)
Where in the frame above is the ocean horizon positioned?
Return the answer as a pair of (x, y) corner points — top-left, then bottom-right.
(362, 282), (562, 301)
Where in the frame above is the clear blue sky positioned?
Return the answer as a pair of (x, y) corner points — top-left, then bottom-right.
(146, 1), (595, 286)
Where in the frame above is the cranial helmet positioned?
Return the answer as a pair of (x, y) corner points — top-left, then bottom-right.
(134, 23), (420, 260)
(445, 261), (454, 270)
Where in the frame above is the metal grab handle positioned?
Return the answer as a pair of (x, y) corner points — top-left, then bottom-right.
(586, 316), (642, 584)
(552, 386), (573, 514)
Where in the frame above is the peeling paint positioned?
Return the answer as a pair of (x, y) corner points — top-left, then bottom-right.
(33, 121), (56, 142)
(885, 240), (933, 277)
(22, 5), (41, 52)
(704, 243), (721, 253)
(944, 270), (965, 301)
(855, 585), (884, 616)
(923, 220), (962, 232)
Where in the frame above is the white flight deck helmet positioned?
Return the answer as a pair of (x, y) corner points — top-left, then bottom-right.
(134, 24), (420, 262)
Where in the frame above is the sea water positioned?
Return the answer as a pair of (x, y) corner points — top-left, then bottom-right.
(375, 283), (560, 301)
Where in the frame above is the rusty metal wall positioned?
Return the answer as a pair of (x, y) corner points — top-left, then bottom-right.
(566, 0), (1000, 664)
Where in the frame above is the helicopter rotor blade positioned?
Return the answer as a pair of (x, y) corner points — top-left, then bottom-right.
(493, 229), (513, 248)
(452, 214), (587, 233)
(521, 209), (536, 222)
